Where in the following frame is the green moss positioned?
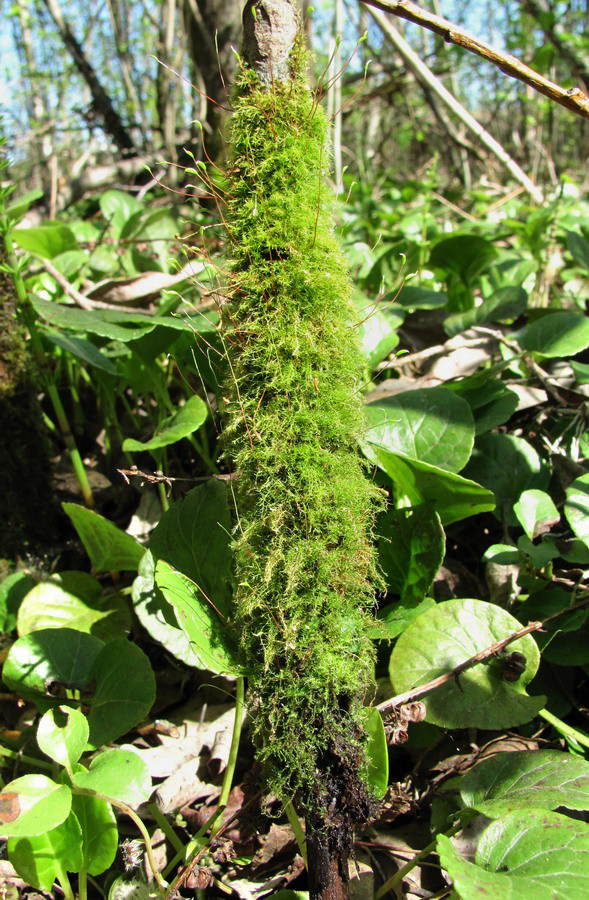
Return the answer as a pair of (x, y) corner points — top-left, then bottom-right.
(222, 39), (384, 809)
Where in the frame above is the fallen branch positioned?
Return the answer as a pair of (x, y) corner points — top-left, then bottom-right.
(377, 593), (589, 715)
(365, 6), (544, 202)
(41, 258), (146, 312)
(360, 0), (589, 121)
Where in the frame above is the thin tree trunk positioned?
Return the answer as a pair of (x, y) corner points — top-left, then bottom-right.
(367, 5), (544, 203)
(14, 0), (53, 189)
(41, 0), (136, 153)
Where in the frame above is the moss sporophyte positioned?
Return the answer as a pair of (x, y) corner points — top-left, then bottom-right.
(220, 24), (384, 814)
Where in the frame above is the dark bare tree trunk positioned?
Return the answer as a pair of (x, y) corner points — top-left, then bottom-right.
(183, 0), (242, 159)
(41, 0), (137, 154)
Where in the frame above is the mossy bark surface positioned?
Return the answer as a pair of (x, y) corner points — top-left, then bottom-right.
(0, 243), (57, 558)
(222, 3), (383, 846)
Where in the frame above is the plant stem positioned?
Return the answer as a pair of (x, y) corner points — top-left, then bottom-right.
(284, 799), (308, 868)
(0, 742), (54, 771)
(540, 708), (589, 750)
(148, 802), (186, 857)
(2, 229), (94, 507)
(211, 675), (245, 838)
(77, 868), (88, 900)
(74, 789), (168, 892)
(56, 871), (75, 900)
(373, 821), (462, 899)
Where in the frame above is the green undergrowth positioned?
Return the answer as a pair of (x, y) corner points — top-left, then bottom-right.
(221, 39), (384, 810)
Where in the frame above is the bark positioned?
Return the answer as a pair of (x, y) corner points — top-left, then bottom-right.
(183, 0), (242, 159)
(41, 0), (136, 153)
(0, 243), (58, 558)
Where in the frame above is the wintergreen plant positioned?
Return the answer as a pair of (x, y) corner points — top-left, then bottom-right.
(220, 33), (384, 810)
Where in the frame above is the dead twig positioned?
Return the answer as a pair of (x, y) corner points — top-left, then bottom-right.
(378, 593), (589, 715)
(361, 0), (589, 120)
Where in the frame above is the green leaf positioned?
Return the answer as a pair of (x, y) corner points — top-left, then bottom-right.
(464, 433), (549, 524)
(360, 708), (388, 799)
(396, 285), (447, 310)
(449, 378), (519, 436)
(7, 811), (83, 890)
(375, 596), (436, 640)
(0, 775), (71, 837)
(12, 223), (77, 259)
(366, 387), (474, 473)
(2, 628), (104, 712)
(63, 503), (145, 572)
(371, 447), (495, 525)
(88, 639), (156, 748)
(566, 230), (589, 270)
(571, 360), (589, 385)
(150, 481), (233, 616)
(513, 489), (559, 540)
(43, 329), (119, 375)
(155, 561), (238, 675)
(0, 572), (36, 634)
(444, 285), (527, 338)
(31, 296), (156, 342)
(438, 810), (589, 899)
(460, 750), (589, 817)
(430, 234), (497, 283)
(122, 394), (208, 452)
(7, 188), (44, 222)
(355, 292), (403, 368)
(71, 790), (118, 876)
(100, 190), (143, 240)
(520, 311), (589, 358)
(378, 503), (445, 604)
(17, 579), (131, 640)
(565, 473), (589, 547)
(72, 749), (151, 807)
(37, 707), (89, 770)
(132, 551), (203, 667)
(389, 598), (544, 729)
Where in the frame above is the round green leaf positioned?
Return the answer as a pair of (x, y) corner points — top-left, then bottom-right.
(2, 628), (104, 712)
(478, 810), (589, 892)
(87, 639), (156, 748)
(122, 394), (208, 452)
(520, 311), (589, 358)
(72, 749), (152, 807)
(513, 489), (559, 540)
(438, 810), (589, 900)
(389, 599), (544, 729)
(155, 561), (239, 675)
(71, 790), (118, 876)
(378, 503), (445, 604)
(361, 708), (389, 800)
(12, 223), (77, 259)
(149, 481), (233, 617)
(371, 447), (495, 525)
(565, 473), (589, 548)
(0, 775), (71, 838)
(132, 551), (203, 667)
(37, 707), (89, 770)
(7, 811), (83, 890)
(460, 750), (589, 817)
(62, 503), (145, 572)
(366, 387), (474, 473)
(17, 580), (130, 640)
(0, 572), (36, 634)
(464, 433), (549, 524)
